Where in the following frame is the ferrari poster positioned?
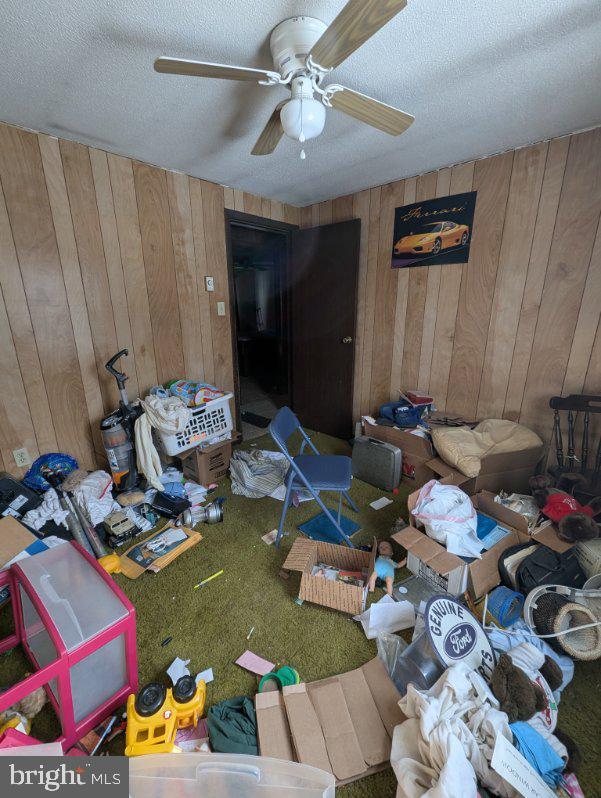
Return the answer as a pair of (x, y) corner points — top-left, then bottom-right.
(391, 191), (477, 268)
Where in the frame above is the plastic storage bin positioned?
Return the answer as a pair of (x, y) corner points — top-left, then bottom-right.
(158, 393), (234, 455)
(0, 541), (137, 752)
(129, 753), (335, 798)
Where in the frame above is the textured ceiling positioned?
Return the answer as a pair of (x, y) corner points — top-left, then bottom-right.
(1, 0), (600, 205)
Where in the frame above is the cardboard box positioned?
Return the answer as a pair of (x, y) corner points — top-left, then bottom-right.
(282, 538), (376, 616)
(0, 516), (37, 568)
(364, 420), (545, 494)
(364, 422), (437, 487)
(425, 446), (545, 496)
(180, 440), (232, 485)
(255, 657), (405, 785)
(391, 491), (524, 598)
(474, 490), (573, 554)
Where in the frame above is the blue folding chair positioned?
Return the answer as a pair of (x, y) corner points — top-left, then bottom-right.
(269, 406), (359, 547)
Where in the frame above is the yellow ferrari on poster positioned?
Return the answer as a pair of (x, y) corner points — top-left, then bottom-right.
(391, 191), (477, 268)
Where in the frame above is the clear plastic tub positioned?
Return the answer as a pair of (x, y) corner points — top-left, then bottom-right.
(129, 753), (335, 798)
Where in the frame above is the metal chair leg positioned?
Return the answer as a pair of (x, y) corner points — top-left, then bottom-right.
(312, 492), (354, 547)
(276, 479), (294, 548)
(343, 491), (359, 513)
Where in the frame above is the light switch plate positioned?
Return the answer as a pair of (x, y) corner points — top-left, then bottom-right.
(205, 276), (215, 292)
(217, 301), (226, 317)
(13, 448), (31, 468)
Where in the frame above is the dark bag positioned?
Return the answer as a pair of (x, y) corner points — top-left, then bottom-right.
(499, 542), (586, 595)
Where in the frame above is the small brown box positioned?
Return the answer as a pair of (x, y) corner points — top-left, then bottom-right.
(180, 440), (232, 486)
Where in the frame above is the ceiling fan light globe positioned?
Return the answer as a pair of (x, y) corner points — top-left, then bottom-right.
(280, 98), (326, 142)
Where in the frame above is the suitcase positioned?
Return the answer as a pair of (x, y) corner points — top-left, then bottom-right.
(351, 436), (402, 491)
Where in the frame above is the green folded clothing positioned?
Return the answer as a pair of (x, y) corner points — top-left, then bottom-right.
(207, 695), (258, 755)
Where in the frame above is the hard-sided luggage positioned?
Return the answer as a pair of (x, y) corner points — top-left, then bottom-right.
(352, 436), (402, 491)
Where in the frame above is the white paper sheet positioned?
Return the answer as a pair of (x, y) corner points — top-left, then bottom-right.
(354, 594), (415, 639)
(491, 733), (556, 798)
(370, 497), (393, 510)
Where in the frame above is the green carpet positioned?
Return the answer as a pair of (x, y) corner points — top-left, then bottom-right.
(1, 431), (600, 796)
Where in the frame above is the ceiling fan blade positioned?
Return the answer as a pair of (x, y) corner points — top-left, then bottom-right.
(309, 0), (407, 71)
(329, 86), (414, 135)
(251, 103), (286, 156)
(154, 57), (281, 83)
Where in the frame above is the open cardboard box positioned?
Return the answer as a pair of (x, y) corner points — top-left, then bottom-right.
(282, 538), (376, 616)
(474, 490), (573, 554)
(391, 490), (527, 598)
(363, 418), (545, 494)
(255, 657), (405, 785)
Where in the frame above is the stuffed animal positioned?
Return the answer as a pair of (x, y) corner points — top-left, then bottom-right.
(367, 540), (406, 596)
(529, 475), (600, 543)
(0, 680), (47, 737)
(490, 642), (578, 769)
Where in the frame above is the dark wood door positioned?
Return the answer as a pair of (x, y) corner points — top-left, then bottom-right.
(291, 219), (361, 438)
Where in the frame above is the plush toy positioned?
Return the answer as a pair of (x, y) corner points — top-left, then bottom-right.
(367, 540), (406, 596)
(0, 680), (47, 737)
(529, 475), (600, 543)
(490, 642), (578, 769)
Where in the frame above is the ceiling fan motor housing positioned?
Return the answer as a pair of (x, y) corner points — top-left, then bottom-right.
(270, 16), (327, 78)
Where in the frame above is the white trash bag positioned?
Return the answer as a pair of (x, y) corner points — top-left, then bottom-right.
(411, 480), (482, 558)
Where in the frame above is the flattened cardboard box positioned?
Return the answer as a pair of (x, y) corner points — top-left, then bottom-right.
(255, 657), (405, 785)
(392, 491), (524, 598)
(282, 537), (376, 616)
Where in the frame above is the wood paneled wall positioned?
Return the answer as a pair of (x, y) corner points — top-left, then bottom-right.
(301, 128), (601, 446)
(0, 121), (299, 476)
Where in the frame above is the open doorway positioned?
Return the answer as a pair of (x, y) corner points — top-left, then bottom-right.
(225, 212), (296, 441)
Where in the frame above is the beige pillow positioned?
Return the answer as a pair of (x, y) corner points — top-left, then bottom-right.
(431, 419), (543, 477)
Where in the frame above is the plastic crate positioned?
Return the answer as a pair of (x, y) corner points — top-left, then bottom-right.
(158, 393), (234, 456)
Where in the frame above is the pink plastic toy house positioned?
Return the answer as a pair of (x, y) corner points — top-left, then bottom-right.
(0, 541), (137, 752)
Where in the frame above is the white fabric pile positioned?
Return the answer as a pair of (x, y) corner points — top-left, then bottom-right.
(391, 663), (517, 798)
(411, 480), (482, 558)
(22, 488), (69, 531)
(134, 395), (192, 490)
(73, 470), (119, 525)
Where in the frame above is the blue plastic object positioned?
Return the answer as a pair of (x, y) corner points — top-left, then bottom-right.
(269, 407), (358, 548)
(380, 400), (429, 428)
(299, 512), (361, 544)
(23, 453), (79, 491)
(487, 586), (524, 627)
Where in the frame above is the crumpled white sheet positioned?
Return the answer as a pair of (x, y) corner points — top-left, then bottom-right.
(135, 395), (192, 491)
(73, 470), (119, 526)
(22, 488), (69, 531)
(391, 662), (517, 798)
(411, 480), (482, 558)
(354, 594), (415, 639)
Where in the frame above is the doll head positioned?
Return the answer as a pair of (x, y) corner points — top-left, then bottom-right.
(378, 540), (393, 558)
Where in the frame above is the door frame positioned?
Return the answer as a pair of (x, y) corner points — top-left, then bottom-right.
(224, 209), (298, 434)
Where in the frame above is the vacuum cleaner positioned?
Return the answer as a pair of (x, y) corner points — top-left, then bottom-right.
(101, 349), (143, 495)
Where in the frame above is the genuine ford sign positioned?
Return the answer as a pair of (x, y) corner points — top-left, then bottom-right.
(443, 622), (477, 659)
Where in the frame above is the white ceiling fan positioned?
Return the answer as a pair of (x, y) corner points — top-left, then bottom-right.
(154, 0), (414, 159)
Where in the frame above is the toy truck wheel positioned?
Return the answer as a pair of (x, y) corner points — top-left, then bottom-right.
(173, 675), (196, 704)
(135, 682), (167, 717)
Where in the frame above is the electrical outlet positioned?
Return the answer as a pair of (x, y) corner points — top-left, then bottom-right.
(205, 276), (215, 292)
(13, 448), (31, 468)
(217, 301), (226, 317)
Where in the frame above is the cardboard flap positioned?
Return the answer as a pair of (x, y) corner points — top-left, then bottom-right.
(367, 538), (378, 585)
(338, 668), (391, 766)
(474, 491), (529, 534)
(0, 516), (37, 568)
(391, 526), (423, 549)
(283, 684), (332, 774)
(360, 658), (405, 736)
(308, 681), (366, 781)
(255, 691), (294, 762)
(532, 524), (573, 553)
(426, 457), (469, 486)
(282, 538), (316, 573)
(478, 445), (544, 475)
